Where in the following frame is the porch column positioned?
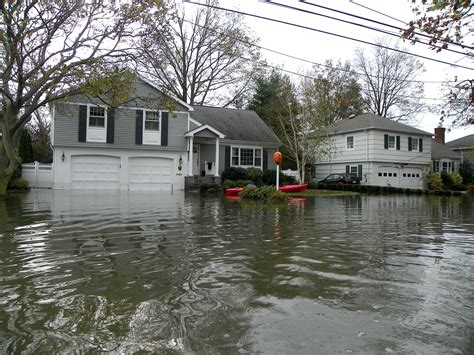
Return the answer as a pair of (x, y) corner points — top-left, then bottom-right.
(188, 136), (194, 176)
(215, 137), (220, 177)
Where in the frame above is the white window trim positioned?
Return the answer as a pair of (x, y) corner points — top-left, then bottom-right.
(142, 109), (162, 146)
(346, 136), (354, 150)
(230, 145), (263, 169)
(411, 137), (419, 152)
(86, 104), (107, 143)
(387, 135), (396, 150)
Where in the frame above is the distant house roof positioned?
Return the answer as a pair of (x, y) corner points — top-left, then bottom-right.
(446, 134), (474, 149)
(191, 105), (281, 145)
(431, 139), (461, 160)
(327, 113), (432, 136)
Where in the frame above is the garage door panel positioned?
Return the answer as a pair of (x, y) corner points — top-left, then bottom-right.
(71, 155), (120, 190)
(128, 157), (173, 191)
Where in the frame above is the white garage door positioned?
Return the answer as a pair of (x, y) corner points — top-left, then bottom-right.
(71, 155), (120, 190)
(373, 166), (423, 189)
(400, 168), (423, 189)
(128, 157), (173, 191)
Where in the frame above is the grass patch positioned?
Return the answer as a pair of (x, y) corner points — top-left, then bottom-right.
(287, 189), (359, 197)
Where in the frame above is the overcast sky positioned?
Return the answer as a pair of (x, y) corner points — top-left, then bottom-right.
(185, 0), (474, 142)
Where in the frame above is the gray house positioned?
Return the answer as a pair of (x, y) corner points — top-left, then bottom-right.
(446, 134), (474, 165)
(431, 127), (461, 174)
(51, 78), (280, 191)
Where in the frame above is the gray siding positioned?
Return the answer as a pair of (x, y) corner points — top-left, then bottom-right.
(54, 102), (188, 151)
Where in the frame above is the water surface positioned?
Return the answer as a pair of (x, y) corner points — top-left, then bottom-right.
(0, 190), (473, 354)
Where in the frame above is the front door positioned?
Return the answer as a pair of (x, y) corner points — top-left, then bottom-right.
(192, 144), (200, 176)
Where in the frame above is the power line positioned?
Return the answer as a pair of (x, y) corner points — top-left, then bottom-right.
(267, 0), (471, 56)
(184, 1), (474, 71)
(300, 0), (473, 51)
(182, 18), (454, 85)
(348, 0), (407, 25)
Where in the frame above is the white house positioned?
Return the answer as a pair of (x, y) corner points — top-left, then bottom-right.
(314, 113), (433, 189)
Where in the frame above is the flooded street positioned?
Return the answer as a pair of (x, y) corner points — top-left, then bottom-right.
(0, 190), (473, 354)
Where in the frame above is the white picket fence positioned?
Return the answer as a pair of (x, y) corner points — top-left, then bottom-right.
(22, 161), (53, 188)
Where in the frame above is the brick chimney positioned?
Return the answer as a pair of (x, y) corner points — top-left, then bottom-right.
(434, 127), (445, 144)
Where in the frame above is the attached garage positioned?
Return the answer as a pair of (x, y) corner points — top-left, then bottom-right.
(128, 157), (173, 191)
(371, 165), (424, 189)
(71, 155), (121, 190)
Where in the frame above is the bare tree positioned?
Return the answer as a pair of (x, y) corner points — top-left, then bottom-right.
(440, 79), (474, 126)
(354, 41), (425, 122)
(275, 79), (334, 183)
(0, 1), (167, 196)
(304, 60), (364, 125)
(136, 0), (261, 106)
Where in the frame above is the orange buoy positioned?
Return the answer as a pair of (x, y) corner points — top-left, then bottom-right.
(273, 151), (282, 165)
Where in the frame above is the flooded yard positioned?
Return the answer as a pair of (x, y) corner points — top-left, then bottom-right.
(0, 190), (473, 354)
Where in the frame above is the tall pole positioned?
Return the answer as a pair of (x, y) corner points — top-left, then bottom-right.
(276, 164), (280, 191)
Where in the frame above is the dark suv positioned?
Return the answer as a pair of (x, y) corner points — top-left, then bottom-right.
(319, 173), (361, 184)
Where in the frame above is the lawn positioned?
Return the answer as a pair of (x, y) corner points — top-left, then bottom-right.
(287, 189), (359, 197)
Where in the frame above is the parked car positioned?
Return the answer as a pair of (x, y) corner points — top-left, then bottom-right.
(319, 173), (361, 184)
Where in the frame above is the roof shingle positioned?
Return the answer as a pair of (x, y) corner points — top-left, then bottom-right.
(191, 105), (281, 145)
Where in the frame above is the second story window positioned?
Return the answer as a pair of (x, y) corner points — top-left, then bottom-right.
(387, 135), (395, 149)
(346, 136), (354, 149)
(89, 106), (105, 127)
(145, 111), (160, 131)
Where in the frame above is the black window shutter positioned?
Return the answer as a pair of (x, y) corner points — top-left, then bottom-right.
(263, 149), (268, 170)
(78, 105), (87, 142)
(135, 110), (143, 145)
(358, 164), (363, 179)
(396, 135), (400, 150)
(225, 146), (230, 169)
(161, 111), (169, 146)
(419, 138), (423, 152)
(346, 165), (350, 174)
(106, 108), (115, 144)
(384, 134), (388, 149)
(408, 137), (412, 151)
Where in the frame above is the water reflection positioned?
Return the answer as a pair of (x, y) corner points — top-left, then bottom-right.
(0, 190), (473, 353)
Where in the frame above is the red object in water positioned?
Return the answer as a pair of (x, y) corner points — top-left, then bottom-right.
(225, 187), (243, 197)
(278, 184), (308, 193)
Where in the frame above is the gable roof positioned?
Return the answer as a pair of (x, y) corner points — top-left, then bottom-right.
(191, 105), (281, 145)
(431, 139), (461, 160)
(446, 134), (474, 149)
(328, 113), (432, 136)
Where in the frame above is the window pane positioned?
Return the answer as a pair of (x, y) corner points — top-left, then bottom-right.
(89, 106), (105, 127)
(240, 148), (254, 166)
(145, 111), (160, 131)
(388, 136), (395, 149)
(232, 157), (239, 165)
(232, 148), (239, 157)
(255, 149), (261, 158)
(255, 158), (261, 166)
(411, 138), (418, 151)
(350, 166), (358, 174)
(347, 136), (354, 149)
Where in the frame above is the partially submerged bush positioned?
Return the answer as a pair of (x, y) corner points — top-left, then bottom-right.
(221, 167), (248, 181)
(222, 179), (254, 189)
(240, 186), (289, 204)
(8, 178), (29, 191)
(425, 172), (443, 190)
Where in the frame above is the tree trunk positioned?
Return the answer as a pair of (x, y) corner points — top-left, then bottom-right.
(0, 125), (21, 197)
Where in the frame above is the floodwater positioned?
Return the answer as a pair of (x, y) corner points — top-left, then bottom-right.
(0, 190), (473, 354)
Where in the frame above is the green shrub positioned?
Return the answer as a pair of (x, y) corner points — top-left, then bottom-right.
(8, 178), (29, 191)
(450, 172), (463, 186)
(459, 160), (473, 185)
(240, 186), (275, 200)
(222, 179), (254, 189)
(262, 169), (297, 186)
(440, 171), (454, 190)
(222, 167), (248, 181)
(268, 191), (289, 204)
(425, 172), (443, 190)
(246, 168), (264, 186)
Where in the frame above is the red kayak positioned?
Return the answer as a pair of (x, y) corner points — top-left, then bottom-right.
(279, 184), (308, 193)
(225, 187), (243, 197)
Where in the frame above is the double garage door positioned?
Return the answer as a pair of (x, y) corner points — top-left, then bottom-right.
(373, 166), (423, 189)
(71, 156), (173, 190)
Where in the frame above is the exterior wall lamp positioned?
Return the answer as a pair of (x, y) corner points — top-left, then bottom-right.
(178, 155), (183, 171)
(61, 151), (65, 162)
